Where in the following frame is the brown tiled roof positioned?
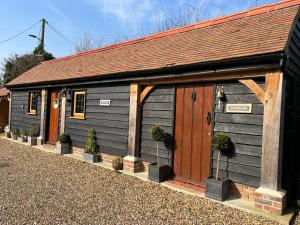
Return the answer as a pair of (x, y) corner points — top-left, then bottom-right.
(7, 0), (300, 86)
(0, 87), (9, 96)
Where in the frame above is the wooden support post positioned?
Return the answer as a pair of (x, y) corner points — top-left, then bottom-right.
(38, 89), (47, 145)
(124, 83), (143, 173)
(261, 72), (286, 190)
(60, 91), (66, 135)
(254, 72), (287, 215)
(7, 92), (11, 131)
(127, 83), (141, 157)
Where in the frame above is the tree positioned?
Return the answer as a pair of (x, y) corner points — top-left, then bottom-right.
(33, 44), (54, 61)
(1, 46), (54, 85)
(2, 54), (39, 84)
(0, 75), (3, 87)
(74, 32), (105, 53)
(153, 0), (263, 32)
(153, 0), (219, 32)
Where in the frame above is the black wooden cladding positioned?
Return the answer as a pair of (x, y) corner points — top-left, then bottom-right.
(65, 84), (130, 156)
(213, 82), (264, 187)
(10, 90), (41, 134)
(282, 15), (300, 202)
(140, 86), (175, 166)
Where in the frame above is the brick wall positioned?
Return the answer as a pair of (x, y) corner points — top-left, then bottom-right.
(254, 191), (286, 215)
(230, 182), (286, 215)
(230, 182), (257, 202)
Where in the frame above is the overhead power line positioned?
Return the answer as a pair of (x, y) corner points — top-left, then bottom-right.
(0, 20), (41, 45)
(46, 21), (77, 47)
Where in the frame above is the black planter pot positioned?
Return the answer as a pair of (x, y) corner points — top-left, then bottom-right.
(205, 176), (229, 202)
(148, 163), (171, 183)
(56, 142), (70, 155)
(11, 133), (18, 140)
(83, 153), (100, 163)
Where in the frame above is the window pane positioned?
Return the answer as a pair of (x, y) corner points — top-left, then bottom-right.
(75, 94), (85, 114)
(31, 93), (37, 110)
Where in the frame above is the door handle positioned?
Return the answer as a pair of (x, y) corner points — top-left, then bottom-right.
(206, 112), (212, 124)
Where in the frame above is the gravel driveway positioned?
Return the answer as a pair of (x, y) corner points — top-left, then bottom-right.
(0, 138), (298, 225)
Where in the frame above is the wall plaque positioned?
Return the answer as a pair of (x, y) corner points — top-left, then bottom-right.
(99, 100), (111, 106)
(225, 104), (252, 113)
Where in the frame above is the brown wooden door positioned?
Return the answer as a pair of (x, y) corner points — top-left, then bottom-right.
(173, 84), (213, 186)
(48, 90), (59, 144)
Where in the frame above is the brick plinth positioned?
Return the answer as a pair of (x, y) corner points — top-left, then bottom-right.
(72, 147), (84, 157)
(37, 137), (44, 146)
(123, 156), (144, 173)
(230, 182), (257, 202)
(254, 187), (287, 215)
(100, 153), (116, 164)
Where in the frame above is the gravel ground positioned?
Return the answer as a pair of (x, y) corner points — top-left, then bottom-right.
(0, 138), (298, 225)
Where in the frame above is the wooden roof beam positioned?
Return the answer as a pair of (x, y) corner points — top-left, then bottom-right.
(140, 85), (155, 104)
(238, 79), (266, 104)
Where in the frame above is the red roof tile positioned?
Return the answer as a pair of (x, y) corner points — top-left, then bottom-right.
(7, 0), (300, 86)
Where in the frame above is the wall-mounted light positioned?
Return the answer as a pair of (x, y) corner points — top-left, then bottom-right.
(216, 86), (225, 109)
(61, 88), (72, 103)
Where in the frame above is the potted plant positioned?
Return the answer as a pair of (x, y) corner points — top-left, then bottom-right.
(83, 128), (99, 163)
(205, 133), (234, 202)
(28, 127), (38, 146)
(6, 131), (11, 138)
(11, 128), (18, 140)
(56, 133), (71, 154)
(18, 128), (27, 142)
(112, 157), (123, 172)
(148, 125), (170, 183)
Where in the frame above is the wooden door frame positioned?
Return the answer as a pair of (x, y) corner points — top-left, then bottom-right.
(45, 89), (59, 144)
(172, 82), (215, 185)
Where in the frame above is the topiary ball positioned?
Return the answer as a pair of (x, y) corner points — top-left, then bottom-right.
(150, 125), (165, 142)
(211, 133), (234, 156)
(59, 133), (71, 143)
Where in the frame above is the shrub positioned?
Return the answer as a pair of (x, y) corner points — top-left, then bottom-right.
(211, 133), (233, 155)
(150, 125), (165, 142)
(6, 132), (11, 138)
(59, 133), (71, 143)
(19, 128), (25, 137)
(28, 127), (38, 137)
(11, 128), (19, 135)
(112, 157), (123, 171)
(150, 125), (166, 166)
(85, 128), (96, 154)
(211, 133), (234, 180)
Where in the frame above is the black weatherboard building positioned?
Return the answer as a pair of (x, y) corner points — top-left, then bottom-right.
(6, 0), (300, 215)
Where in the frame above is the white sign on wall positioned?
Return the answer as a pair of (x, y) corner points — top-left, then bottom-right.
(99, 100), (111, 106)
(225, 104), (252, 114)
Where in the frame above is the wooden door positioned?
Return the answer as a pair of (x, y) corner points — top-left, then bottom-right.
(48, 90), (59, 144)
(173, 84), (213, 186)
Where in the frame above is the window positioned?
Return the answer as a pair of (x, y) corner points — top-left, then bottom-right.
(28, 92), (37, 114)
(72, 91), (86, 119)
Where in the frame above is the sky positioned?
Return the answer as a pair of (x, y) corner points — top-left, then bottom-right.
(0, 0), (279, 69)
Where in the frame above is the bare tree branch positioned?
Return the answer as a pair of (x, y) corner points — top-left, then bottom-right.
(74, 32), (105, 53)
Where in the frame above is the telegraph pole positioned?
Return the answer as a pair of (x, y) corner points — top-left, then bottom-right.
(41, 18), (46, 51)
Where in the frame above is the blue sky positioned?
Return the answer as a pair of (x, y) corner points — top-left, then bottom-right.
(0, 0), (279, 68)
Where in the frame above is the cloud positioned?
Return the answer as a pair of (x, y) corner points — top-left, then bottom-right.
(86, 0), (161, 27)
(39, 0), (70, 23)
